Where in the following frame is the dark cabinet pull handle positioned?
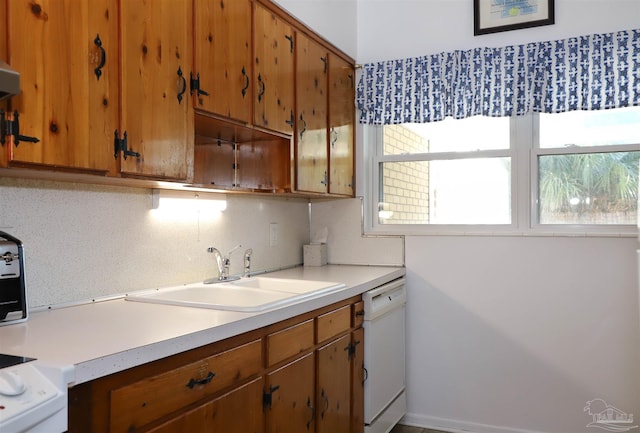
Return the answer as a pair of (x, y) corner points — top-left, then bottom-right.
(190, 72), (209, 97)
(306, 396), (315, 430)
(263, 384), (281, 409)
(257, 73), (265, 102)
(0, 110), (40, 147)
(285, 110), (294, 128)
(114, 130), (140, 160)
(299, 113), (307, 140)
(320, 170), (328, 186)
(94, 34), (106, 80)
(320, 388), (329, 419)
(321, 56), (327, 74)
(177, 67), (187, 104)
(330, 127), (338, 148)
(241, 66), (249, 98)
(186, 371), (215, 389)
(355, 309), (365, 317)
(362, 365), (368, 385)
(285, 34), (294, 53)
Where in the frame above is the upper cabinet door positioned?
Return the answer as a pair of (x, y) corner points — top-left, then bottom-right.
(194, 0), (252, 124)
(6, 0), (119, 174)
(295, 32), (328, 194)
(253, 3), (294, 136)
(328, 55), (355, 196)
(119, 0), (194, 181)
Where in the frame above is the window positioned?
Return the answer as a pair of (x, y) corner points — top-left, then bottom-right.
(536, 108), (640, 226)
(366, 107), (640, 235)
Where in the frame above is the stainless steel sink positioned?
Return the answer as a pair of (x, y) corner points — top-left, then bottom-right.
(125, 277), (346, 312)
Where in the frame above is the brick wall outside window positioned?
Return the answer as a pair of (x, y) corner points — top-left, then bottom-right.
(381, 125), (430, 224)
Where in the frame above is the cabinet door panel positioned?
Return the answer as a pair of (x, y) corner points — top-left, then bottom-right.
(7, 0), (118, 173)
(254, 3), (294, 135)
(328, 55), (354, 196)
(317, 334), (351, 433)
(194, 0), (252, 123)
(120, 0), (193, 181)
(295, 33), (328, 193)
(351, 328), (365, 433)
(266, 352), (315, 433)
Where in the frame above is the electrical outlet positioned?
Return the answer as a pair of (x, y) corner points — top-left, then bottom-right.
(269, 223), (278, 247)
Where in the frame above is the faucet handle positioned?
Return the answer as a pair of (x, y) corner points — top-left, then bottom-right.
(226, 244), (242, 258)
(243, 248), (253, 278)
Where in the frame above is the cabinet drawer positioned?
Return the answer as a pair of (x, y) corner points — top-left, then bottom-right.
(109, 339), (262, 433)
(316, 305), (351, 344)
(267, 319), (314, 366)
(352, 301), (365, 328)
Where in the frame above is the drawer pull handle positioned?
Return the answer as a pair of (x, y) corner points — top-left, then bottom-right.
(355, 310), (365, 317)
(186, 371), (215, 389)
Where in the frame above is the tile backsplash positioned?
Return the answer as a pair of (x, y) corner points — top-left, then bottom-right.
(0, 178), (310, 308)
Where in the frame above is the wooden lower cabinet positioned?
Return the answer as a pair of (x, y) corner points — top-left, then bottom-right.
(317, 334), (351, 433)
(68, 296), (364, 433)
(147, 377), (264, 433)
(265, 352), (315, 433)
(351, 327), (365, 433)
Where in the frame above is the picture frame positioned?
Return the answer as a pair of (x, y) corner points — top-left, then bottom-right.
(474, 0), (555, 36)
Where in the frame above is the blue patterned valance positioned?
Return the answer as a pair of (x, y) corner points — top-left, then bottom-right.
(356, 29), (640, 124)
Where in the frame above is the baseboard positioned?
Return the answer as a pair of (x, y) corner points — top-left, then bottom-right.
(400, 413), (551, 433)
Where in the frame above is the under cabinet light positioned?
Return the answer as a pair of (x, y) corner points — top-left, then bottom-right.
(151, 189), (227, 213)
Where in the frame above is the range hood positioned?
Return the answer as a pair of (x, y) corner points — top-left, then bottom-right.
(0, 60), (20, 101)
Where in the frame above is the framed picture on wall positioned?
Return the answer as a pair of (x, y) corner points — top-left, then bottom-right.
(474, 0), (555, 35)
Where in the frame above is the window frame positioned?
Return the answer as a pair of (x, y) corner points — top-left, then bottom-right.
(363, 112), (639, 237)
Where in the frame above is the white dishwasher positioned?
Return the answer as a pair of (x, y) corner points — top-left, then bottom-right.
(363, 277), (407, 433)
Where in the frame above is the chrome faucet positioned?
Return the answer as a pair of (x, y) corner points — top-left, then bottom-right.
(207, 244), (242, 281)
(243, 248), (253, 278)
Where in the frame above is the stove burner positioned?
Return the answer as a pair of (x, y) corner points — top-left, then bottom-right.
(0, 353), (35, 369)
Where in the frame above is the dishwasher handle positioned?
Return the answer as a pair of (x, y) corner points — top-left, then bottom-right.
(362, 278), (406, 321)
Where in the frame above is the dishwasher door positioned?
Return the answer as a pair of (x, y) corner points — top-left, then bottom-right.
(363, 277), (407, 432)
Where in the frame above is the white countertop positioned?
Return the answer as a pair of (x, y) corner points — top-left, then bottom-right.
(0, 265), (404, 387)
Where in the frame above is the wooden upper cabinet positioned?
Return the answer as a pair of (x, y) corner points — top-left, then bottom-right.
(6, 0), (119, 174)
(328, 54), (355, 196)
(194, 0), (252, 124)
(295, 32), (328, 194)
(253, 3), (294, 136)
(119, 0), (194, 181)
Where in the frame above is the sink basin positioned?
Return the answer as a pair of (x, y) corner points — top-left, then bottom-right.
(227, 277), (344, 294)
(125, 277), (345, 312)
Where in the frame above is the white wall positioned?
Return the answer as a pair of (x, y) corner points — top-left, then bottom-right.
(0, 178), (310, 308)
(405, 236), (640, 433)
(273, 0), (357, 58)
(310, 198), (403, 266)
(357, 0), (640, 63)
(353, 1), (640, 432)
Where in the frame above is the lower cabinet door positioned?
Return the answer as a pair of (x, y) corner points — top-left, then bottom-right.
(265, 352), (316, 433)
(147, 377), (264, 433)
(316, 334), (351, 433)
(351, 328), (365, 433)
